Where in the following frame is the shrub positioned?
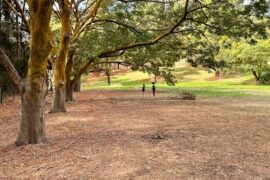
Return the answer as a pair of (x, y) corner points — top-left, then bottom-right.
(179, 91), (196, 100)
(259, 70), (270, 85)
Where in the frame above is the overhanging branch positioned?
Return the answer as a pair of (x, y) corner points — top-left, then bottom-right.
(72, 0), (190, 82)
(97, 0), (190, 58)
(0, 48), (22, 88)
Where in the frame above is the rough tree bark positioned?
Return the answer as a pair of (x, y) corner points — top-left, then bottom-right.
(50, 0), (71, 113)
(15, 0), (53, 146)
(66, 78), (81, 102)
(65, 80), (74, 102)
(65, 48), (75, 102)
(0, 0), (52, 145)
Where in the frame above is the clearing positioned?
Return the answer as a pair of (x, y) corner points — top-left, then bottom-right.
(0, 90), (270, 179)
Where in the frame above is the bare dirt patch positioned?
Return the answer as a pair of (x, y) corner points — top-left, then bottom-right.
(0, 90), (270, 179)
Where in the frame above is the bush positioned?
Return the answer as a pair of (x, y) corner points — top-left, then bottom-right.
(259, 70), (270, 85)
(179, 91), (196, 100)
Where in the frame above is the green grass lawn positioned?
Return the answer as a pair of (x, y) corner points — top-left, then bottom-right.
(82, 65), (270, 99)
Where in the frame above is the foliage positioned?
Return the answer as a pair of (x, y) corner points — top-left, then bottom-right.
(74, 1), (185, 84)
(182, 0), (269, 74)
(217, 39), (270, 84)
(73, 0), (270, 85)
(185, 36), (227, 74)
(2, 0), (270, 87)
(260, 69), (270, 84)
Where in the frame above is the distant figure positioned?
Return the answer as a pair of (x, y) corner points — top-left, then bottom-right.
(142, 84), (145, 97)
(152, 82), (156, 97)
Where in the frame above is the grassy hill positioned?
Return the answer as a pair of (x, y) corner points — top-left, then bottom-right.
(82, 64), (270, 99)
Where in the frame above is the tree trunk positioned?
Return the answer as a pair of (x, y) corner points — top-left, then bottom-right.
(107, 73), (111, 85)
(50, 0), (71, 113)
(65, 47), (75, 102)
(251, 70), (260, 84)
(73, 79), (81, 92)
(69, 58), (95, 100)
(16, 78), (47, 145)
(215, 70), (221, 78)
(15, 0), (53, 146)
(50, 85), (67, 112)
(0, 48), (21, 87)
(66, 80), (74, 102)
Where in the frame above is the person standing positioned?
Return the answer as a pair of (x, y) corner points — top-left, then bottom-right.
(152, 82), (156, 97)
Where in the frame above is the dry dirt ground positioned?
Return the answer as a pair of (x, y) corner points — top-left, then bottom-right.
(0, 90), (270, 179)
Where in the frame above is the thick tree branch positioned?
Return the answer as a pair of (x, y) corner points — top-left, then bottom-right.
(97, 0), (189, 57)
(85, 18), (173, 35)
(94, 61), (132, 67)
(72, 0), (104, 42)
(78, 2), (95, 20)
(0, 48), (22, 88)
(71, 0), (190, 82)
(71, 58), (96, 84)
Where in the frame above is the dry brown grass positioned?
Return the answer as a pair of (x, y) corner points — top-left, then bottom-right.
(0, 90), (270, 179)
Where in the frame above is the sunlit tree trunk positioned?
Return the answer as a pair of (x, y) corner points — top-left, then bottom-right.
(15, 0), (53, 146)
(50, 0), (71, 112)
